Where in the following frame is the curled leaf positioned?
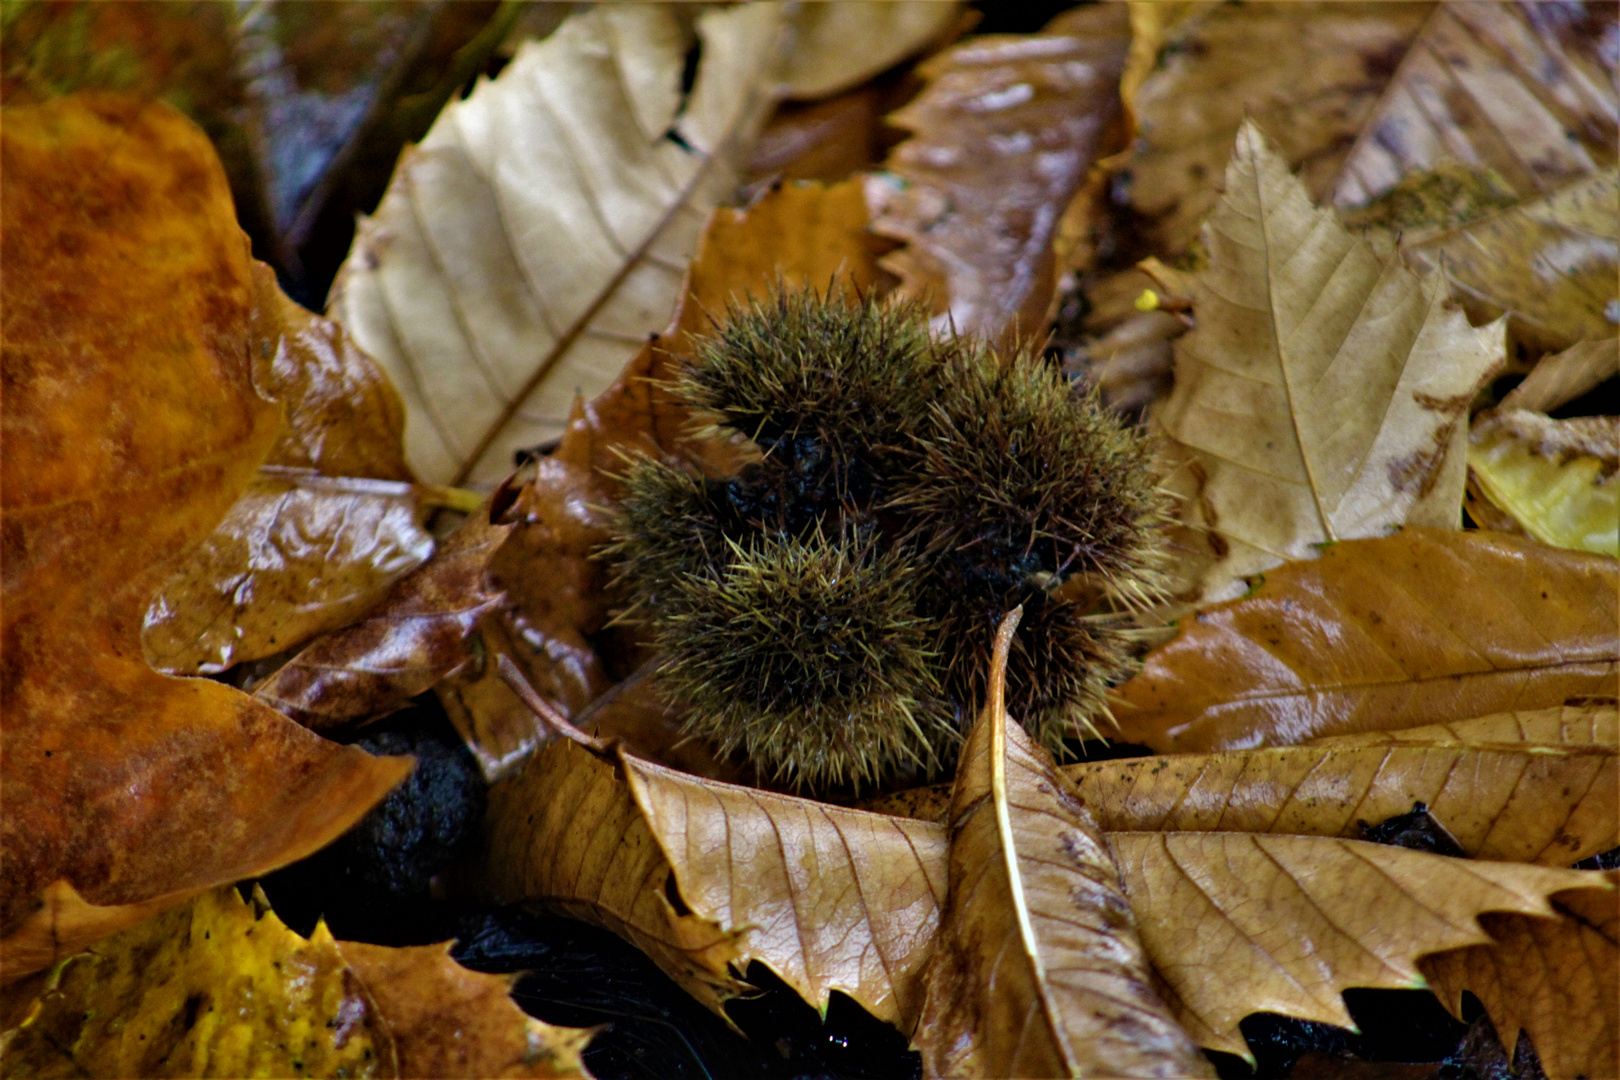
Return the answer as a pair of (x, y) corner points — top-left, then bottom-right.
(1499, 338), (1618, 414)
(914, 611), (1211, 1078)
(1109, 528), (1618, 752)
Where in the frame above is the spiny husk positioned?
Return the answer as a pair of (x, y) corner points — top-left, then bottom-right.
(601, 455), (733, 613)
(656, 528), (953, 791)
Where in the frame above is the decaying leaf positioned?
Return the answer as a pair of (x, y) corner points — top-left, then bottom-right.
(0, 95), (410, 981)
(254, 498), (513, 731)
(867, 4), (1129, 345)
(1469, 409), (1619, 555)
(1421, 874), (1618, 1080)
(913, 611), (1211, 1078)
(1152, 120), (1505, 601)
(1499, 338), (1618, 414)
(1109, 528), (1618, 752)
(0, 886), (595, 1079)
(1331, 1), (1618, 209)
(870, 705), (1619, 867)
(1402, 170), (1620, 356)
(1110, 831), (1604, 1058)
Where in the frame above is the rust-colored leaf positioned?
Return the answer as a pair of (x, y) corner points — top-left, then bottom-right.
(1111, 831), (1603, 1058)
(0, 95), (409, 982)
(866, 4), (1129, 346)
(913, 611), (1211, 1078)
(871, 705), (1619, 867)
(1109, 528), (1618, 752)
(1421, 874), (1618, 1080)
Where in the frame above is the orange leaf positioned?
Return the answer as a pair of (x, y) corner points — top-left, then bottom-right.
(0, 96), (409, 981)
(1109, 528), (1618, 752)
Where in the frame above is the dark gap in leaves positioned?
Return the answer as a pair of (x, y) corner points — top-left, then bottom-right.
(1358, 801), (1467, 859)
(1573, 844), (1620, 870)
(969, 0), (1084, 35)
(1548, 375), (1620, 420)
(1212, 990), (1472, 1078)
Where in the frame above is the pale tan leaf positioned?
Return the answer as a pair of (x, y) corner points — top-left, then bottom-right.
(1469, 409), (1620, 555)
(1421, 874), (1618, 1080)
(867, 4), (1130, 345)
(913, 612), (1211, 1078)
(1403, 171), (1620, 356)
(330, 4), (790, 485)
(868, 705), (1619, 866)
(1332, 1), (1618, 209)
(1499, 339), (1618, 414)
(779, 2), (965, 101)
(1112, 831), (1604, 1057)
(1153, 121), (1505, 600)
(1109, 529), (1619, 752)
(1308, 704), (1619, 748)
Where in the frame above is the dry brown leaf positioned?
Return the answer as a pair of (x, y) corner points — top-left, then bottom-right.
(867, 4), (1129, 346)
(1109, 528), (1618, 752)
(914, 612), (1210, 1078)
(253, 499), (513, 731)
(1421, 873), (1618, 1080)
(1469, 409), (1619, 555)
(1124, 2), (1431, 258)
(339, 939), (595, 1078)
(1151, 120), (1505, 601)
(1331, 2), (1618, 209)
(1402, 171), (1620, 356)
(470, 737), (752, 1016)
(872, 706), (1618, 867)
(1499, 338), (1618, 414)
(1308, 704), (1619, 748)
(0, 95), (411, 982)
(1111, 831), (1603, 1058)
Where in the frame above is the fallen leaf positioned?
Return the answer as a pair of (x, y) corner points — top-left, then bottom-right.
(254, 497), (513, 731)
(777, 2), (964, 101)
(339, 938), (595, 1078)
(1331, 1), (1618, 210)
(0, 885), (595, 1078)
(1151, 120), (1505, 601)
(1499, 338), (1618, 414)
(1110, 831), (1603, 1057)
(1402, 170), (1620, 356)
(1123, 2), (1431, 258)
(866, 3), (1130, 345)
(329, 3), (791, 485)
(869, 705), (1619, 867)
(913, 611), (1211, 1078)
(1421, 874), (1618, 1080)
(1469, 409), (1619, 555)
(0, 95), (410, 981)
(745, 87), (885, 189)
(1308, 703), (1619, 748)
(470, 738), (753, 1018)
(1109, 528), (1619, 752)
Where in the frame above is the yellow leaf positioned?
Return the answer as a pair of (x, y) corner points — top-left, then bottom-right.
(1110, 529), (1618, 751)
(1112, 831), (1604, 1058)
(1153, 121), (1505, 601)
(1469, 409), (1619, 555)
(1421, 874), (1618, 1080)
(913, 611), (1211, 1077)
